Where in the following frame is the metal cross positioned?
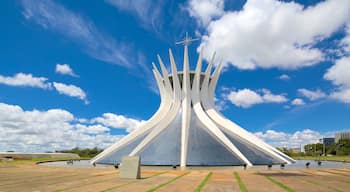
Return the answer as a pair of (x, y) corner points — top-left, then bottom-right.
(175, 32), (199, 46)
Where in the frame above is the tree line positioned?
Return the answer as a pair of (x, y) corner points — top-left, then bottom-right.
(57, 147), (103, 158)
(278, 138), (350, 157)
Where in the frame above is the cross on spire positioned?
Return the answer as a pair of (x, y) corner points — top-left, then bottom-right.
(175, 32), (199, 46)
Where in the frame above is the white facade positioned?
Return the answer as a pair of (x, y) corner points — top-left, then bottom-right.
(335, 132), (350, 143)
(91, 42), (295, 167)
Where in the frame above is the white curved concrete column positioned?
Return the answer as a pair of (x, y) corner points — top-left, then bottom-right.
(91, 65), (172, 164)
(129, 50), (182, 156)
(191, 58), (253, 167)
(157, 55), (173, 94)
(180, 45), (191, 168)
(202, 63), (294, 164)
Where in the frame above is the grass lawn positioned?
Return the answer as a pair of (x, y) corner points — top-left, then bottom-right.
(0, 157), (89, 165)
(293, 155), (350, 162)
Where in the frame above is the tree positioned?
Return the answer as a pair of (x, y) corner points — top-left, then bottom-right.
(57, 147), (103, 158)
(304, 143), (323, 156)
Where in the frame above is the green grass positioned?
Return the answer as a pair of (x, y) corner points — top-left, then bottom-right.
(194, 172), (212, 192)
(233, 172), (248, 192)
(144, 171), (168, 179)
(100, 181), (137, 192)
(146, 172), (190, 192)
(0, 157), (87, 165)
(100, 171), (168, 192)
(266, 176), (294, 192)
(294, 155), (350, 162)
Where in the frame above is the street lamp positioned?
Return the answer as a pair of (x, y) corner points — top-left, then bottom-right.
(319, 138), (326, 156)
(336, 143), (344, 156)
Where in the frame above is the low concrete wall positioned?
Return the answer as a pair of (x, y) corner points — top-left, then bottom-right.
(0, 152), (80, 159)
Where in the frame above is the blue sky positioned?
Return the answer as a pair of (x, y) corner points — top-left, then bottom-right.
(1, 0), (350, 152)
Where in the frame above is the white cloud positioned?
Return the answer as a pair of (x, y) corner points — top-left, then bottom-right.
(0, 102), (144, 152)
(106, 0), (164, 31)
(324, 57), (350, 103)
(196, 0), (350, 70)
(226, 88), (287, 108)
(329, 88), (350, 103)
(227, 89), (263, 108)
(279, 74), (290, 80)
(55, 64), (78, 77)
(21, 0), (131, 67)
(291, 98), (305, 106)
(339, 24), (350, 54)
(91, 113), (145, 133)
(0, 73), (51, 89)
(53, 82), (88, 103)
(298, 88), (326, 100)
(0, 72), (90, 103)
(255, 129), (322, 148)
(261, 89), (288, 103)
(187, 0), (224, 26)
(75, 124), (110, 135)
(255, 129), (288, 141)
(324, 57), (350, 87)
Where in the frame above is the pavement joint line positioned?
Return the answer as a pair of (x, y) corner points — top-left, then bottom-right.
(145, 171), (191, 192)
(298, 170), (314, 175)
(299, 177), (344, 192)
(100, 181), (137, 192)
(0, 173), (80, 187)
(194, 172), (212, 192)
(318, 170), (350, 177)
(144, 171), (169, 179)
(46, 174), (97, 186)
(0, 172), (76, 182)
(233, 171), (248, 192)
(300, 170), (350, 184)
(265, 176), (295, 192)
(332, 169), (350, 173)
(98, 171), (169, 192)
(45, 171), (123, 186)
(53, 175), (119, 192)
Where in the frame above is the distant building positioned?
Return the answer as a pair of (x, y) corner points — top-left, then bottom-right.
(323, 137), (335, 147)
(289, 147), (301, 153)
(335, 132), (350, 143)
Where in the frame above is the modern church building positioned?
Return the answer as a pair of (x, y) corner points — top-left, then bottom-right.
(91, 35), (295, 167)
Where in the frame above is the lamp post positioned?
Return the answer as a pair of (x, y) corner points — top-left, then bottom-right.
(314, 143), (316, 157)
(336, 144), (344, 156)
(319, 138), (326, 156)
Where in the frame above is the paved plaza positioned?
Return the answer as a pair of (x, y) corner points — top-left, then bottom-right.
(1, 162), (350, 192)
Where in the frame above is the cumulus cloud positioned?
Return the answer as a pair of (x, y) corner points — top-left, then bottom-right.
(0, 72), (89, 103)
(226, 88), (288, 108)
(328, 89), (350, 103)
(291, 98), (305, 106)
(75, 124), (110, 135)
(0, 73), (51, 89)
(324, 57), (350, 103)
(187, 0), (224, 26)
(55, 64), (78, 77)
(324, 57), (350, 87)
(279, 74), (290, 80)
(338, 23), (350, 54)
(53, 82), (88, 103)
(91, 113), (145, 133)
(194, 0), (350, 70)
(298, 88), (326, 100)
(0, 102), (144, 152)
(255, 129), (322, 148)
